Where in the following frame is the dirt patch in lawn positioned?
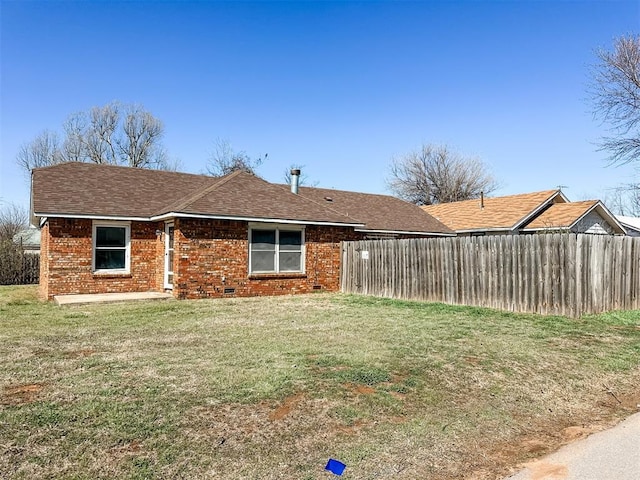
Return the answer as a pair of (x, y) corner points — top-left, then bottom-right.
(346, 383), (376, 395)
(64, 348), (97, 358)
(2, 383), (46, 405)
(268, 392), (305, 421)
(109, 440), (144, 457)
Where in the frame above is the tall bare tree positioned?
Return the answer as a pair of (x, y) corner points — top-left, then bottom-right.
(590, 35), (640, 165)
(387, 144), (498, 205)
(206, 138), (266, 177)
(17, 101), (170, 173)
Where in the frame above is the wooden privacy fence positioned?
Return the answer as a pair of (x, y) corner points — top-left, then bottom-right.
(0, 245), (39, 285)
(341, 234), (640, 317)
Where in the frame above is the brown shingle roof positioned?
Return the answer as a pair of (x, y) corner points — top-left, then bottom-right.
(297, 185), (453, 234)
(31, 162), (213, 218)
(523, 200), (599, 229)
(32, 163), (452, 234)
(422, 190), (565, 232)
(171, 172), (364, 225)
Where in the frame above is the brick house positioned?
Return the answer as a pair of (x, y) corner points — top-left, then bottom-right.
(32, 162), (453, 300)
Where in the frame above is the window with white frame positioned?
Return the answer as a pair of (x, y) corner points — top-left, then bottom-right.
(92, 222), (131, 273)
(249, 226), (304, 274)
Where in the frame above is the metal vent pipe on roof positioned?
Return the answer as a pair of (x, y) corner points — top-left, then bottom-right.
(290, 168), (301, 194)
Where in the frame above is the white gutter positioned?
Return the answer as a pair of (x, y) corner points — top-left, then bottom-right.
(33, 212), (151, 222)
(151, 212), (365, 227)
(33, 211), (366, 228)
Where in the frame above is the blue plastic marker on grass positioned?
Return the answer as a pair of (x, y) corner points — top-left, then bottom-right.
(325, 458), (346, 476)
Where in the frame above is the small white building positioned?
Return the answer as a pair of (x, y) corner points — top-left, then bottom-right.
(13, 227), (41, 254)
(616, 216), (640, 237)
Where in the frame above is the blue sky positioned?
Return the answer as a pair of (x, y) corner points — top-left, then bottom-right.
(1, 0), (639, 212)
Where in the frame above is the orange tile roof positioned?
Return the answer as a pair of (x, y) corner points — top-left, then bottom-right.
(523, 200), (598, 230)
(422, 190), (564, 232)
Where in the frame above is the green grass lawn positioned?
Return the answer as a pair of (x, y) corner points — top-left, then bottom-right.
(1, 285), (639, 479)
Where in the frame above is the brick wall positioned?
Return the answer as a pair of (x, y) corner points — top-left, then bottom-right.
(41, 218), (164, 299)
(173, 218), (363, 299)
(41, 216), (372, 300)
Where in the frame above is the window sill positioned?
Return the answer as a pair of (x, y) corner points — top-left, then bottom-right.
(249, 272), (307, 280)
(93, 271), (132, 278)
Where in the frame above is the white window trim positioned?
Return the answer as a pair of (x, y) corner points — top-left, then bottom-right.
(248, 223), (305, 274)
(92, 221), (131, 274)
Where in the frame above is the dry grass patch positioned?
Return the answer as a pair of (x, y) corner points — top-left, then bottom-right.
(0, 286), (639, 479)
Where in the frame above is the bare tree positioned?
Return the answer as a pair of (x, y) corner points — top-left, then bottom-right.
(16, 101), (171, 172)
(604, 184), (640, 216)
(16, 130), (65, 173)
(386, 144), (498, 205)
(0, 203), (28, 242)
(83, 103), (120, 164)
(590, 35), (640, 165)
(119, 105), (167, 168)
(206, 138), (266, 176)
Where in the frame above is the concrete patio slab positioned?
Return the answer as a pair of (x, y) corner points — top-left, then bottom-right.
(54, 291), (174, 306)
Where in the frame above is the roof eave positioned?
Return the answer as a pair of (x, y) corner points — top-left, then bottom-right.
(33, 212), (151, 222)
(619, 221), (640, 232)
(512, 190), (567, 230)
(154, 211), (365, 227)
(34, 211), (366, 228)
(455, 227), (511, 234)
(520, 226), (571, 232)
(355, 228), (456, 236)
(569, 202), (627, 235)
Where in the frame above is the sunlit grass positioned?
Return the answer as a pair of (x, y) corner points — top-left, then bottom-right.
(1, 286), (639, 479)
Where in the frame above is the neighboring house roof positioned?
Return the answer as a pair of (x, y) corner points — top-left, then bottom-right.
(617, 215), (640, 233)
(521, 200), (625, 234)
(422, 189), (567, 233)
(32, 162), (453, 235)
(13, 227), (41, 249)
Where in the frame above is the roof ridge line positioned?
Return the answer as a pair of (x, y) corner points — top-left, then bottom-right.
(511, 189), (564, 230)
(296, 184), (400, 200)
(158, 170), (246, 214)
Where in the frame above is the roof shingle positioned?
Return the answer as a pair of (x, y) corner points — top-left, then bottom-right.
(297, 185), (453, 234)
(422, 190), (564, 232)
(523, 200), (599, 229)
(31, 162), (453, 235)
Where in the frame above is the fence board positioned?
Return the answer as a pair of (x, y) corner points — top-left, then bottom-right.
(0, 245), (39, 285)
(341, 234), (640, 317)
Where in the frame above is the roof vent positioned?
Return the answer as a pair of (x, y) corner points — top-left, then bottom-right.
(290, 169), (301, 194)
(324, 196), (333, 202)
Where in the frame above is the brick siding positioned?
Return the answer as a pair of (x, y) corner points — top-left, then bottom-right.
(41, 218), (164, 299)
(40, 217), (366, 300)
(172, 218), (363, 299)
